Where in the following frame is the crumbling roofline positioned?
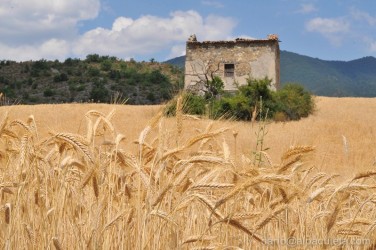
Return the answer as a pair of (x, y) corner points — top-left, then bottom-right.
(186, 35), (280, 45)
(187, 39), (280, 46)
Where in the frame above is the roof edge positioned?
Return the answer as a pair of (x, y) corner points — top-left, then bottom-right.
(186, 34), (280, 45)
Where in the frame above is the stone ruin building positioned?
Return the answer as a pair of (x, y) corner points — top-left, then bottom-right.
(184, 34), (280, 92)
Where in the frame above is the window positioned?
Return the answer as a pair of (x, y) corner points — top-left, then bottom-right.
(224, 64), (235, 77)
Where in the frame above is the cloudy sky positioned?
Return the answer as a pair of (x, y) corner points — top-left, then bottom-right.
(1, 0), (375, 62)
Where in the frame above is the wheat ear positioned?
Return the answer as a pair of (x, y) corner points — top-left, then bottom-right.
(4, 203), (10, 224)
(52, 237), (63, 250)
(54, 133), (93, 163)
(281, 145), (315, 160)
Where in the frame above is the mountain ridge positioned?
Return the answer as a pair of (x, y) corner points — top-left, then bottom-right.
(164, 51), (376, 97)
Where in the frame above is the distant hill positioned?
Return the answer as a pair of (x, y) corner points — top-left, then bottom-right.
(280, 51), (376, 97)
(164, 52), (376, 97)
(0, 55), (184, 104)
(165, 56), (186, 69)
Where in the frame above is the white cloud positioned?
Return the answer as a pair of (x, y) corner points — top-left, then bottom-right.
(350, 9), (376, 26)
(168, 45), (186, 59)
(306, 17), (350, 46)
(306, 17), (349, 34)
(0, 39), (70, 61)
(361, 37), (376, 53)
(0, 3), (236, 61)
(72, 11), (237, 59)
(112, 17), (134, 31)
(0, 0), (99, 60)
(370, 41), (376, 52)
(296, 3), (317, 14)
(0, 0), (100, 45)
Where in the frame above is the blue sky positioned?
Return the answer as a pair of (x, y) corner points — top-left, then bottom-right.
(1, 0), (375, 61)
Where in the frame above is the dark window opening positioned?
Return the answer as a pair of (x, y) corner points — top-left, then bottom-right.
(224, 64), (235, 77)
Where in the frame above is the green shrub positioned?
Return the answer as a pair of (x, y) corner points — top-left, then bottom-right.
(86, 54), (100, 63)
(184, 93), (206, 115)
(54, 73), (68, 82)
(101, 60), (112, 71)
(148, 70), (168, 84)
(240, 78), (273, 104)
(211, 77), (276, 120)
(1, 86), (15, 98)
(165, 92), (206, 116)
(146, 92), (155, 102)
(90, 82), (109, 102)
(212, 94), (251, 120)
(210, 78), (314, 121)
(88, 67), (101, 77)
(43, 88), (55, 97)
(204, 76), (224, 100)
(76, 84), (86, 91)
(32, 59), (49, 71)
(108, 70), (121, 80)
(274, 83), (314, 120)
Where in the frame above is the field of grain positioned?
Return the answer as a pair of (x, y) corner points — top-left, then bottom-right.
(0, 96), (375, 249)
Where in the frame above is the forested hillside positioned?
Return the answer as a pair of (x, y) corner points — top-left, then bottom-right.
(280, 51), (376, 96)
(0, 55), (184, 104)
(165, 52), (376, 97)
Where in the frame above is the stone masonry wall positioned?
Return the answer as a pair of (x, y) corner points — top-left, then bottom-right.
(184, 39), (280, 92)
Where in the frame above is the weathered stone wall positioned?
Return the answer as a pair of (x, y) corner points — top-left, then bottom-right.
(185, 38), (280, 92)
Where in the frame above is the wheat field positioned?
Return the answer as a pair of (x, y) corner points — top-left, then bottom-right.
(0, 96), (376, 249)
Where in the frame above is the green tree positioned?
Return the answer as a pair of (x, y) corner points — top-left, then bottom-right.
(213, 78), (272, 120)
(43, 88), (55, 97)
(101, 60), (112, 71)
(86, 54), (100, 63)
(54, 73), (68, 82)
(88, 67), (100, 77)
(90, 82), (109, 102)
(274, 83), (314, 120)
(204, 76), (224, 100)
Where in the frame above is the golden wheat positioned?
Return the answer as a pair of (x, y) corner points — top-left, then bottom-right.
(0, 98), (375, 249)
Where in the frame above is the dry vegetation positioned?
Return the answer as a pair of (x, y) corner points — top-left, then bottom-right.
(0, 96), (376, 249)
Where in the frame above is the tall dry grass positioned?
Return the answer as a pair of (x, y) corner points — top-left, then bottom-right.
(0, 97), (375, 249)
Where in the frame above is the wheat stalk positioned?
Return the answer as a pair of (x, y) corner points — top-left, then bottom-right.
(151, 184), (173, 207)
(92, 174), (99, 198)
(326, 204), (339, 234)
(281, 145), (315, 160)
(254, 204), (287, 231)
(185, 127), (228, 149)
(52, 237), (63, 250)
(0, 111), (9, 135)
(101, 210), (127, 233)
(337, 229), (362, 236)
(304, 172), (327, 191)
(54, 133), (93, 163)
(23, 223), (35, 246)
(351, 171), (376, 182)
(278, 154), (301, 174)
(231, 212), (262, 220)
(193, 194), (264, 243)
(190, 183), (234, 190)
(10, 120), (32, 133)
(149, 210), (178, 227)
(182, 235), (217, 244)
(307, 187), (326, 203)
(176, 95), (183, 141)
(4, 203), (10, 224)
(215, 175), (291, 209)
